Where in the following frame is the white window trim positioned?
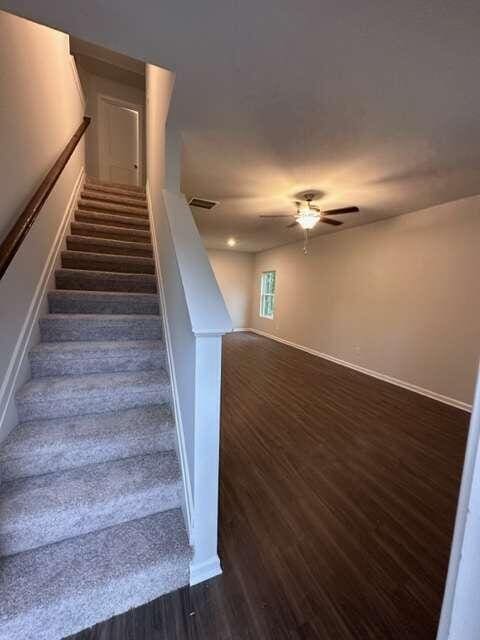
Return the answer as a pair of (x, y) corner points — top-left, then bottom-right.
(259, 271), (276, 319)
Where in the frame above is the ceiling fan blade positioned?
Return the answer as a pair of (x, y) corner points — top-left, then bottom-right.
(321, 217), (343, 226)
(259, 214), (293, 218)
(323, 206), (359, 215)
(286, 221), (299, 228)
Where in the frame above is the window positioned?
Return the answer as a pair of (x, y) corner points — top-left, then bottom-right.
(260, 271), (276, 319)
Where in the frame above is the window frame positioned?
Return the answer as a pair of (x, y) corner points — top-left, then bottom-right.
(259, 270), (276, 319)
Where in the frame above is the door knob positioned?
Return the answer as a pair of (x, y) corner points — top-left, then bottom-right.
(134, 164), (138, 169)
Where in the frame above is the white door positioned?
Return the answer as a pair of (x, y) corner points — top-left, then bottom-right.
(100, 98), (140, 186)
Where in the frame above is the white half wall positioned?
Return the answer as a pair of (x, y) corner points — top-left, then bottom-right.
(0, 11), (86, 439)
(250, 195), (480, 407)
(437, 367), (480, 639)
(207, 250), (254, 329)
(146, 63), (231, 586)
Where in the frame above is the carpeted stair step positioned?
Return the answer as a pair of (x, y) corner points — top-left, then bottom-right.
(16, 369), (170, 421)
(78, 198), (148, 218)
(48, 290), (159, 315)
(55, 268), (157, 293)
(82, 183), (147, 201)
(82, 189), (147, 208)
(66, 234), (153, 258)
(71, 220), (150, 243)
(39, 313), (161, 342)
(0, 405), (175, 481)
(0, 451), (182, 556)
(29, 339), (164, 377)
(75, 210), (149, 230)
(0, 509), (190, 640)
(61, 250), (155, 274)
(86, 177), (145, 193)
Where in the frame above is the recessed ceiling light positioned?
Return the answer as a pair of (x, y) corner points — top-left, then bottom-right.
(227, 237), (236, 247)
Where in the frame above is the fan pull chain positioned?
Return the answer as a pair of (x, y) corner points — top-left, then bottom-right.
(303, 229), (309, 255)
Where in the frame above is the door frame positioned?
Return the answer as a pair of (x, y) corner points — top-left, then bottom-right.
(97, 93), (144, 186)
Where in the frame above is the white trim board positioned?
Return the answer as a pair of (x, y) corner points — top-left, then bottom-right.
(190, 555), (222, 587)
(146, 183), (194, 540)
(248, 328), (472, 413)
(69, 54), (86, 108)
(0, 167), (86, 441)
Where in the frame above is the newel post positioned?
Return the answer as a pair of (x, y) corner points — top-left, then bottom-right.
(190, 332), (225, 584)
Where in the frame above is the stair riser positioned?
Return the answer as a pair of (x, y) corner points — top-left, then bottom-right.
(66, 236), (153, 258)
(61, 252), (155, 275)
(79, 201), (148, 216)
(48, 292), (159, 315)
(0, 480), (182, 556)
(30, 349), (165, 377)
(16, 381), (170, 422)
(71, 222), (150, 244)
(79, 200), (148, 217)
(40, 317), (161, 343)
(75, 212), (149, 231)
(82, 190), (147, 208)
(55, 270), (157, 294)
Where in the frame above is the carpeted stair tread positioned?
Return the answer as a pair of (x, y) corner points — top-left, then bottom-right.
(40, 313), (161, 342)
(30, 339), (164, 377)
(66, 234), (153, 258)
(48, 290), (159, 315)
(61, 250), (155, 274)
(16, 369), (170, 421)
(0, 451), (182, 555)
(55, 268), (157, 293)
(82, 189), (147, 208)
(71, 221), (151, 243)
(86, 177), (145, 193)
(82, 183), (147, 200)
(0, 405), (175, 481)
(79, 198), (148, 217)
(0, 508), (190, 640)
(75, 210), (149, 230)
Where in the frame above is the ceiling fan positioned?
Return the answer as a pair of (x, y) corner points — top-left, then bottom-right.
(259, 193), (359, 253)
(260, 193), (359, 230)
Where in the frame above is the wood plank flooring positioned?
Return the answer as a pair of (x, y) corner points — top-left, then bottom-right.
(68, 331), (470, 639)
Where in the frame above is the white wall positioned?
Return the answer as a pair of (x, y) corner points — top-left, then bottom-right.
(251, 195), (480, 407)
(208, 250), (253, 329)
(76, 64), (146, 184)
(0, 11), (85, 439)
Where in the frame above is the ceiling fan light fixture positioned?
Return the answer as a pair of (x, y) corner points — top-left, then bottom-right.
(296, 213), (320, 229)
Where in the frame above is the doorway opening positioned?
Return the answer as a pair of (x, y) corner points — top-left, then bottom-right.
(98, 95), (143, 186)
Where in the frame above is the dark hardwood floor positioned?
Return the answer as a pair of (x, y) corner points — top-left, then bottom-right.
(69, 331), (470, 639)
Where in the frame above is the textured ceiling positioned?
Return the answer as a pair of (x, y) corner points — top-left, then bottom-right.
(3, 0), (480, 251)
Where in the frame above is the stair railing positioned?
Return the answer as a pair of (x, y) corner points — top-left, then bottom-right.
(0, 116), (91, 279)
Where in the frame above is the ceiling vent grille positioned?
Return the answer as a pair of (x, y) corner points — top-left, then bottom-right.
(188, 197), (219, 210)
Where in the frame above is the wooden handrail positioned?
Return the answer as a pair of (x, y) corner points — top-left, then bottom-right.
(0, 116), (91, 279)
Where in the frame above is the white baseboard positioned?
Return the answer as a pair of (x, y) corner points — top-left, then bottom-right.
(146, 183), (194, 541)
(190, 554), (222, 586)
(248, 328), (472, 413)
(0, 167), (85, 442)
(232, 327), (251, 332)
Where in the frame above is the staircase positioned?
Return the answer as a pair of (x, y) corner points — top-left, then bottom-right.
(0, 179), (190, 640)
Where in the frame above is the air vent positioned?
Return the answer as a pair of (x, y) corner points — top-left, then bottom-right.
(188, 197), (219, 210)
